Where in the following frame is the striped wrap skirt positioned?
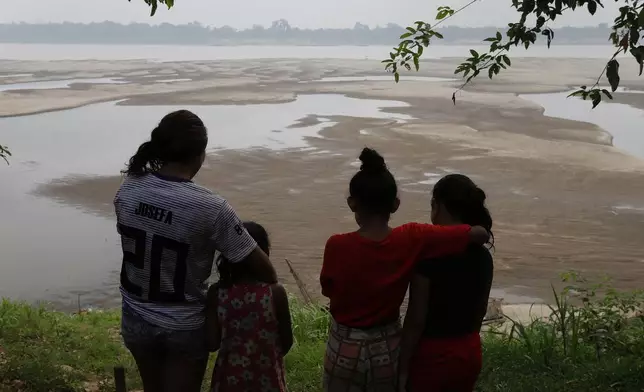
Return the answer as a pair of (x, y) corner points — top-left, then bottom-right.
(323, 319), (402, 392)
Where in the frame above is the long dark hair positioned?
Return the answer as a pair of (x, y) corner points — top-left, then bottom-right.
(124, 110), (208, 176)
(349, 147), (398, 216)
(217, 221), (271, 286)
(432, 174), (494, 246)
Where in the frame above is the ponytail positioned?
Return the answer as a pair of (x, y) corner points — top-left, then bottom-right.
(123, 140), (162, 176)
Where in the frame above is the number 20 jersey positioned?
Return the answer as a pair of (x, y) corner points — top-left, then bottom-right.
(114, 173), (257, 330)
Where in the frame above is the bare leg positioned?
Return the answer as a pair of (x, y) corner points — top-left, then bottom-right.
(128, 346), (165, 392)
(163, 354), (209, 392)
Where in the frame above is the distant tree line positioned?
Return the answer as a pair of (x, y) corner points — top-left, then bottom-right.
(0, 20), (612, 45)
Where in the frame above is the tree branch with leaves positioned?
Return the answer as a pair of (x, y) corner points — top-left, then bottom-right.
(129, 0), (174, 16)
(385, 0), (644, 108)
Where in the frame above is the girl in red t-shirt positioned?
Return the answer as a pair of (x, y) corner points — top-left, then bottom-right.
(320, 148), (489, 392)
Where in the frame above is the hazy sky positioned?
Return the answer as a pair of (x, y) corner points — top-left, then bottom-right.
(0, 0), (620, 28)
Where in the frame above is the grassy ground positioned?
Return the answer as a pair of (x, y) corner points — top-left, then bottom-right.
(1, 277), (643, 391)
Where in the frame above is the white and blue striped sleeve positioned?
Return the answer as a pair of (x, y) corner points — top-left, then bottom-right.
(212, 201), (257, 263)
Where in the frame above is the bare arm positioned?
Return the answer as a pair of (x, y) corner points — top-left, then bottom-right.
(271, 284), (294, 355)
(241, 247), (278, 284)
(320, 237), (337, 298)
(205, 284), (222, 352)
(398, 274), (430, 391)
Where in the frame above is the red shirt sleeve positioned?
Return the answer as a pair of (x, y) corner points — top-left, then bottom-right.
(320, 235), (339, 298)
(406, 223), (471, 260)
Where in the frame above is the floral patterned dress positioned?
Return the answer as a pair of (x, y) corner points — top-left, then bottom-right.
(211, 283), (287, 392)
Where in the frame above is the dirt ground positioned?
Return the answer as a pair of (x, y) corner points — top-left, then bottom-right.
(3, 56), (644, 304)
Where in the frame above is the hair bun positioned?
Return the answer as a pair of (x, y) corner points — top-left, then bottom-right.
(359, 147), (387, 173)
(474, 187), (486, 203)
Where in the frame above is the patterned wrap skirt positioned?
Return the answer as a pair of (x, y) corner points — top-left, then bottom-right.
(323, 319), (402, 392)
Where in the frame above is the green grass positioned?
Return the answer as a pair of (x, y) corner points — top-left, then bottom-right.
(1, 275), (643, 391)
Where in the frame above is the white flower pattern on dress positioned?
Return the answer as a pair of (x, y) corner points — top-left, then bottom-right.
(242, 370), (254, 381)
(245, 340), (257, 355)
(260, 294), (271, 308)
(231, 298), (244, 309)
(244, 292), (257, 304)
(210, 283), (286, 392)
(227, 376), (238, 386)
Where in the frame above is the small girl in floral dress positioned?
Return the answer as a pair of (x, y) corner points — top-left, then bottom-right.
(206, 221), (293, 392)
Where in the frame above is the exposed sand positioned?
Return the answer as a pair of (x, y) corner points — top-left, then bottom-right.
(3, 57), (644, 310)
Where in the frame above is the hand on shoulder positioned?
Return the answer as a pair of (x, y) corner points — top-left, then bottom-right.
(470, 226), (490, 245)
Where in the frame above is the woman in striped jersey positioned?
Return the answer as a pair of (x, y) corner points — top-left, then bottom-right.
(115, 110), (277, 392)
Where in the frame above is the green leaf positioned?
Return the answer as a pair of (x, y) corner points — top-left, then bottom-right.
(165, 0), (174, 7)
(150, 0), (158, 16)
(413, 56), (420, 71)
(587, 1), (597, 15)
(592, 94), (601, 109)
(640, 7), (644, 27)
(630, 46), (644, 76)
(601, 89), (614, 100)
(568, 90), (585, 98)
(436, 10), (450, 20)
(390, 52), (395, 60)
(400, 32), (413, 39)
(406, 27), (417, 34)
(488, 66), (495, 79)
(394, 72), (400, 83)
(484, 37), (497, 42)
(630, 27), (640, 46)
(606, 59), (621, 92)
(470, 49), (479, 58)
(503, 55), (511, 66)
(417, 46), (424, 57)
(496, 31), (502, 41)
(433, 31), (444, 39)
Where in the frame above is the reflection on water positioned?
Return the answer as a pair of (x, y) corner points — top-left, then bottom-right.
(0, 94), (413, 309)
(521, 91), (644, 160)
(0, 78), (127, 92)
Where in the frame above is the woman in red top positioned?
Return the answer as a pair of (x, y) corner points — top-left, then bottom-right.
(320, 148), (489, 392)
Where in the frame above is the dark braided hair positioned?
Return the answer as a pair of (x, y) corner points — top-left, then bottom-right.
(349, 147), (398, 216)
(432, 174), (494, 247)
(124, 110), (207, 176)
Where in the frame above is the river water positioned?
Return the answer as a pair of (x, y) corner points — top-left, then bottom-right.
(0, 94), (413, 308)
(0, 44), (642, 308)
